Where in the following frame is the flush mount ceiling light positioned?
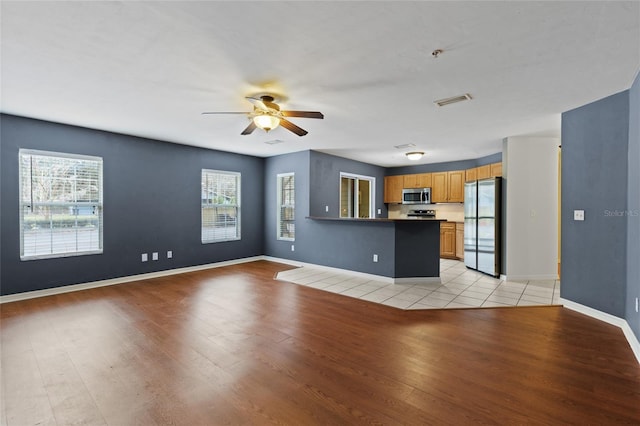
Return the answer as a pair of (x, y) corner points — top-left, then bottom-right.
(253, 114), (280, 132)
(406, 151), (424, 161)
(434, 93), (472, 107)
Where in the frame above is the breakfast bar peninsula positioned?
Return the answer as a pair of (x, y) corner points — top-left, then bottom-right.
(305, 217), (445, 282)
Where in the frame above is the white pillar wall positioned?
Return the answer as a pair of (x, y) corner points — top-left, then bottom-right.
(502, 136), (560, 281)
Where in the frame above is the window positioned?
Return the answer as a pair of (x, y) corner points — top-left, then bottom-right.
(19, 149), (103, 260)
(277, 173), (295, 240)
(340, 173), (375, 218)
(202, 169), (240, 243)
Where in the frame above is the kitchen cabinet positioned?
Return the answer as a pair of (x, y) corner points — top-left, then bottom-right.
(384, 175), (403, 203)
(455, 222), (464, 260)
(491, 162), (502, 177)
(465, 167), (477, 182)
(476, 164), (491, 179)
(440, 222), (456, 259)
(432, 171), (464, 203)
(404, 173), (432, 189)
(448, 171), (464, 202)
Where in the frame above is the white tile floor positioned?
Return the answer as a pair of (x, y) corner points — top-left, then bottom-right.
(276, 259), (561, 310)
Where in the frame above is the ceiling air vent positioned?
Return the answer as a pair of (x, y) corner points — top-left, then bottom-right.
(434, 93), (472, 107)
(394, 143), (416, 149)
(264, 139), (285, 145)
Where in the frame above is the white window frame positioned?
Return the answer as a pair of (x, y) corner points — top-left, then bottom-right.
(339, 172), (376, 219)
(19, 149), (104, 260)
(201, 169), (241, 243)
(277, 173), (295, 241)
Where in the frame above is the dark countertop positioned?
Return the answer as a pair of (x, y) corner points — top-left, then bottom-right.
(306, 216), (447, 223)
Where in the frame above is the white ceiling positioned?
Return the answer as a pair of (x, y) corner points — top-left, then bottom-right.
(1, 1), (639, 167)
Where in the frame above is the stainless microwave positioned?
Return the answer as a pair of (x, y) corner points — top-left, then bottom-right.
(402, 188), (431, 205)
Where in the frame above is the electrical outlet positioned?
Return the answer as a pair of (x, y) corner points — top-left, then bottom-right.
(167, 250), (173, 259)
(377, 208), (382, 215)
(325, 205), (329, 212)
(636, 297), (639, 313)
(574, 210), (585, 221)
(152, 252), (158, 261)
(141, 253), (148, 262)
(291, 244), (295, 252)
(373, 254), (378, 262)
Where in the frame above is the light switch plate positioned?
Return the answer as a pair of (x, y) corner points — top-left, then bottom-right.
(141, 253), (148, 262)
(167, 250), (173, 259)
(574, 210), (585, 221)
(152, 252), (158, 261)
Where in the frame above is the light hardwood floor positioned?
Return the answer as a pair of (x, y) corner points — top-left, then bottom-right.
(1, 260), (639, 425)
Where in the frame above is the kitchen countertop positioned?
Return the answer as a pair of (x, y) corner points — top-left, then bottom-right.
(306, 216), (447, 222)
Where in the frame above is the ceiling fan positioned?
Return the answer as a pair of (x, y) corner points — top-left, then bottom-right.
(202, 94), (324, 137)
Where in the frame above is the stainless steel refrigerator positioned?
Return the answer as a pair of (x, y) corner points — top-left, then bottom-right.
(464, 177), (501, 277)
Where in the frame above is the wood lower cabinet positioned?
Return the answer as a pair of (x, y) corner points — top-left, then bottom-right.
(455, 222), (464, 260)
(440, 222), (456, 259)
(384, 175), (403, 203)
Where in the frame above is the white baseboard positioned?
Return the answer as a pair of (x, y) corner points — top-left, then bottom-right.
(0, 256), (265, 304)
(560, 298), (640, 365)
(265, 256), (441, 285)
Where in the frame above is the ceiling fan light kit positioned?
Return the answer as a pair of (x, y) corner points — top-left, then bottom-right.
(202, 94), (324, 137)
(253, 114), (280, 132)
(406, 151), (425, 161)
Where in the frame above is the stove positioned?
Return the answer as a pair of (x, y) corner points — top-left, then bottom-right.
(407, 209), (436, 218)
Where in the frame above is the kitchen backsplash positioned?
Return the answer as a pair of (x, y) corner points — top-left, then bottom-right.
(388, 203), (465, 222)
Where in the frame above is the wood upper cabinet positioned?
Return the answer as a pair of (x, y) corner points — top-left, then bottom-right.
(466, 162), (502, 182)
(448, 170), (464, 202)
(455, 222), (464, 260)
(431, 172), (448, 203)
(476, 164), (491, 180)
(432, 170), (464, 203)
(466, 167), (477, 182)
(403, 173), (432, 189)
(440, 222), (456, 259)
(491, 162), (502, 177)
(384, 175), (403, 204)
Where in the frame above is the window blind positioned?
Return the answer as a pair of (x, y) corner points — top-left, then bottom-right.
(201, 169), (241, 243)
(19, 150), (103, 259)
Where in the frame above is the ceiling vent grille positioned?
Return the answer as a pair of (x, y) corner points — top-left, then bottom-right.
(434, 93), (472, 107)
(264, 139), (285, 145)
(394, 143), (416, 149)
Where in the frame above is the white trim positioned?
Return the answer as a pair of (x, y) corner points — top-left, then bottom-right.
(560, 298), (640, 365)
(0, 256), (264, 304)
(265, 256), (440, 285)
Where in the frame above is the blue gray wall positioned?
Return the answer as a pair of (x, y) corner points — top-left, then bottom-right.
(387, 152), (501, 176)
(309, 151), (387, 217)
(561, 91), (630, 318)
(628, 72), (640, 338)
(1, 114), (265, 295)
(264, 150), (395, 275)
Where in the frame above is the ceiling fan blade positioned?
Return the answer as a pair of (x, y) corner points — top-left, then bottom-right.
(241, 121), (258, 135)
(281, 111), (324, 119)
(202, 112), (248, 115)
(279, 118), (308, 137)
(245, 97), (268, 110)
